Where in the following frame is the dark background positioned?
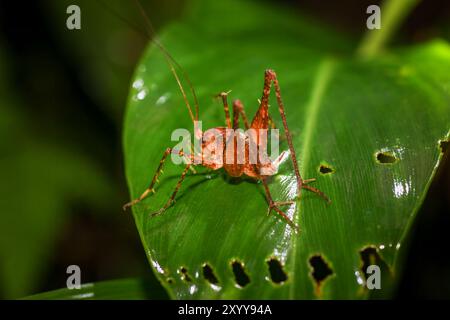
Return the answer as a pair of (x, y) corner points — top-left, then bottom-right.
(0, 0), (448, 299)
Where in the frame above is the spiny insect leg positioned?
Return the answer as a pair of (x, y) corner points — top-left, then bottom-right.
(232, 99), (250, 129)
(259, 69), (303, 198)
(262, 178), (298, 231)
(152, 163), (191, 217)
(217, 91), (232, 128)
(123, 147), (173, 210)
(298, 177), (330, 203)
(264, 69), (330, 203)
(302, 184), (331, 204)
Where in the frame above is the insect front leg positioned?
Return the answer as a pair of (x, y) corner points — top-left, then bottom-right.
(123, 147), (173, 210)
(152, 163), (191, 217)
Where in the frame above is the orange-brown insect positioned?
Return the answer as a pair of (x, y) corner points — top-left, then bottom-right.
(122, 1), (330, 231)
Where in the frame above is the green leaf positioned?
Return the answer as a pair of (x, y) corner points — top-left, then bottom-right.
(123, 0), (450, 299)
(23, 278), (167, 300)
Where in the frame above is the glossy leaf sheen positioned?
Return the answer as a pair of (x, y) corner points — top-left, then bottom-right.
(124, 0), (450, 299)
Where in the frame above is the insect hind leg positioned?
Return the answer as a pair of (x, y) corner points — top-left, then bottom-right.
(302, 184), (331, 203)
(260, 69), (330, 203)
(261, 177), (298, 232)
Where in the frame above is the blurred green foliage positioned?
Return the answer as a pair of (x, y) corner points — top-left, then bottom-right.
(0, 38), (115, 298)
(0, 0), (187, 299)
(42, 0), (185, 122)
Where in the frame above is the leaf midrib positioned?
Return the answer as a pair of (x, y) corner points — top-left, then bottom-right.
(289, 58), (337, 298)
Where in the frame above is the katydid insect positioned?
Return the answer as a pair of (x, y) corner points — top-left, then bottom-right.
(122, 1), (330, 231)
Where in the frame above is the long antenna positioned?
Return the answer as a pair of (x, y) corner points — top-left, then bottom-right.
(132, 0), (200, 122)
(97, 0), (200, 123)
(96, 0), (144, 37)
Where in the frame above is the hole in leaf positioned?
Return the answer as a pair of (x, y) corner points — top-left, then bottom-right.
(309, 254), (334, 296)
(231, 260), (250, 288)
(179, 266), (192, 282)
(439, 139), (449, 154)
(376, 152), (397, 164)
(309, 255), (334, 284)
(358, 245), (396, 297)
(167, 277), (174, 284)
(319, 164), (334, 174)
(359, 246), (390, 281)
(202, 263), (219, 285)
(267, 258), (288, 284)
